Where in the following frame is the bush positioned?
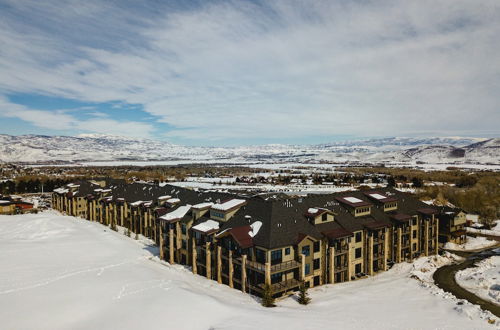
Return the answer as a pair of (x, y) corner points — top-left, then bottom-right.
(261, 283), (275, 307)
(297, 282), (311, 305)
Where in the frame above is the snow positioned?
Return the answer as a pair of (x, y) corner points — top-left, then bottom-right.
(0, 212), (498, 329)
(192, 202), (214, 209)
(166, 198), (180, 204)
(192, 219), (220, 233)
(444, 236), (498, 251)
(369, 193), (386, 200)
(308, 208), (319, 214)
(160, 205), (192, 221)
(249, 221), (263, 238)
(157, 195), (171, 200)
(344, 196), (363, 203)
(212, 199), (246, 211)
(130, 201), (143, 207)
(456, 255), (500, 305)
(467, 221), (500, 237)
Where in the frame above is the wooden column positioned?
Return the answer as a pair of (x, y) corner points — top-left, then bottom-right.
(229, 250), (234, 288)
(346, 241), (352, 281)
(205, 242), (211, 280)
(397, 227), (402, 263)
(159, 223), (164, 260)
(424, 220), (429, 256)
(368, 235), (374, 276)
(169, 226), (175, 264)
(192, 237), (197, 274)
(265, 261), (271, 285)
(383, 228), (389, 271)
(434, 216), (439, 255)
(300, 254), (305, 281)
(329, 246), (335, 284)
(217, 246), (222, 284)
(241, 254), (247, 293)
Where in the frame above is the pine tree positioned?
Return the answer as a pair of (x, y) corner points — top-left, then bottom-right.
(261, 283), (275, 307)
(298, 282), (311, 305)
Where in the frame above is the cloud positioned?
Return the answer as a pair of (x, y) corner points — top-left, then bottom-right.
(0, 0), (499, 142)
(0, 96), (155, 139)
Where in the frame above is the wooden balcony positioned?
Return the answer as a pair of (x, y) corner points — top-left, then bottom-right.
(238, 258), (301, 274)
(257, 278), (301, 294)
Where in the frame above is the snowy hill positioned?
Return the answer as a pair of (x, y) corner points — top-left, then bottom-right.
(0, 134), (498, 166)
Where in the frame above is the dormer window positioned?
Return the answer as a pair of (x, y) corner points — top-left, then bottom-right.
(322, 213), (328, 222)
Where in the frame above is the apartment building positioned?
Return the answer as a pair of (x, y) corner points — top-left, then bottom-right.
(52, 181), (439, 298)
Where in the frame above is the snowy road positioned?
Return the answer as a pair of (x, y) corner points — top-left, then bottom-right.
(0, 212), (497, 330)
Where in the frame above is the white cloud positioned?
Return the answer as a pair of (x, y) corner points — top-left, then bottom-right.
(0, 96), (155, 139)
(0, 0), (499, 142)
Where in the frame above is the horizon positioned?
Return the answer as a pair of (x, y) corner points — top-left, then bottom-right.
(1, 1), (499, 146)
(0, 132), (495, 148)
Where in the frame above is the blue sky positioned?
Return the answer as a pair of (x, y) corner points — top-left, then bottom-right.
(0, 0), (499, 146)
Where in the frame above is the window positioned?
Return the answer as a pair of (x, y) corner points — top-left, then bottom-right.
(271, 249), (282, 263)
(412, 243), (417, 251)
(322, 213), (328, 221)
(305, 263), (311, 275)
(355, 247), (362, 259)
(355, 232), (362, 243)
(313, 258), (320, 270)
(285, 247), (291, 255)
(355, 263), (362, 274)
(302, 245), (310, 257)
(313, 241), (320, 252)
(181, 224), (186, 235)
(412, 218), (417, 226)
(271, 273), (281, 284)
(412, 230), (417, 239)
(255, 249), (266, 264)
(182, 239), (187, 249)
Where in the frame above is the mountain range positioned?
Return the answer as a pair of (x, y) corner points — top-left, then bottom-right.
(0, 134), (498, 167)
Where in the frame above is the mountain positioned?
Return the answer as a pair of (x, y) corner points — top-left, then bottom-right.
(0, 134), (498, 166)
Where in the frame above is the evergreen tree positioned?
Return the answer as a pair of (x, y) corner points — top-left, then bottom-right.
(261, 284), (275, 307)
(297, 282), (311, 305)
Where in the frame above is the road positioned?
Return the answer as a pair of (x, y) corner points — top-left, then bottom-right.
(434, 245), (500, 317)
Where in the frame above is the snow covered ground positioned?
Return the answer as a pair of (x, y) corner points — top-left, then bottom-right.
(0, 212), (498, 329)
(467, 221), (500, 237)
(444, 236), (498, 251)
(456, 255), (500, 306)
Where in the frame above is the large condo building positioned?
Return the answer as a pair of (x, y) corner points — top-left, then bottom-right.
(52, 180), (439, 298)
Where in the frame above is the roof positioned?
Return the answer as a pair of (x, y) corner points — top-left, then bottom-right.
(159, 205), (192, 222)
(389, 212), (413, 222)
(192, 202), (214, 210)
(192, 219), (220, 234)
(322, 227), (353, 239)
(211, 199), (246, 212)
(364, 191), (398, 203)
(335, 196), (372, 207)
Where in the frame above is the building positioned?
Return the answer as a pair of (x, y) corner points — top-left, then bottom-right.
(437, 206), (467, 245)
(52, 181), (439, 298)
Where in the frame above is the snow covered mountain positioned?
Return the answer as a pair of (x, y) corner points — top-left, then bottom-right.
(0, 134), (498, 166)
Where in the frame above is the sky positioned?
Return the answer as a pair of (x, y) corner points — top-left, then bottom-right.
(0, 0), (499, 146)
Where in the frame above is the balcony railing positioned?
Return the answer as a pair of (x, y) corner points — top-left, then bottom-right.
(257, 278), (301, 294)
(239, 258), (301, 274)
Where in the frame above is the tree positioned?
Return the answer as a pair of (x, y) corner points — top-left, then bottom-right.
(297, 282), (311, 305)
(387, 176), (396, 187)
(411, 177), (423, 188)
(261, 284), (275, 307)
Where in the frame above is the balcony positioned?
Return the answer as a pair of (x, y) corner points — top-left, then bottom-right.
(239, 258), (301, 274)
(256, 278), (301, 294)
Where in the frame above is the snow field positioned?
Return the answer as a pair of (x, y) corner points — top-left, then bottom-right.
(456, 255), (500, 306)
(0, 212), (498, 329)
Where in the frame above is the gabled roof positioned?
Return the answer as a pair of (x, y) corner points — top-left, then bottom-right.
(322, 227), (353, 239)
(363, 191), (398, 203)
(335, 196), (372, 207)
(159, 205), (192, 223)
